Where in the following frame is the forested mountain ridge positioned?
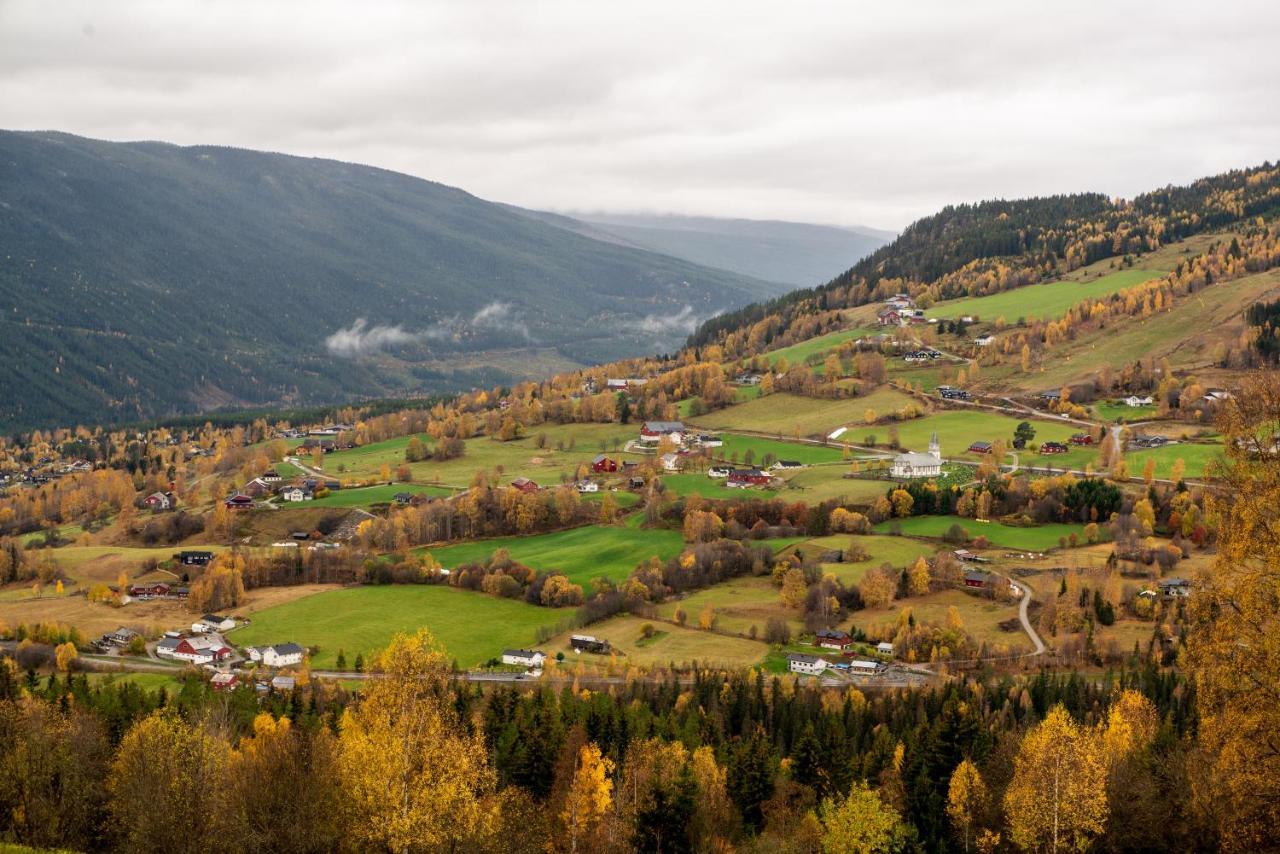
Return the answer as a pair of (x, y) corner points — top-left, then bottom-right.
(0, 131), (785, 431)
(691, 162), (1280, 348)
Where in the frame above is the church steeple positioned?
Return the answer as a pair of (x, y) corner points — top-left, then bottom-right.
(929, 431), (940, 459)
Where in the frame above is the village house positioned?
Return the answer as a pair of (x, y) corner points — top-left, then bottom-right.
(576, 480), (599, 494)
(178, 550), (214, 567)
(1124, 395), (1154, 407)
(875, 641), (895, 656)
(771, 459), (803, 471)
(224, 493), (255, 511)
(937, 386), (971, 401)
(502, 649), (546, 668)
(261, 469), (282, 483)
(510, 477), (540, 493)
(848, 660), (881, 675)
(639, 420), (685, 445)
(590, 453), (618, 473)
(963, 570), (993, 589)
(1040, 441), (1068, 455)
(1159, 578), (1191, 598)
(787, 653), (828, 676)
(736, 373), (762, 385)
(660, 452), (682, 472)
(707, 465), (732, 478)
(143, 491), (175, 511)
(696, 434), (724, 448)
(210, 672), (238, 692)
(1070, 433), (1094, 446)
(974, 335), (995, 346)
(271, 675), (296, 692)
(192, 614), (236, 633)
(967, 440), (993, 454)
(1202, 388), (1233, 403)
(570, 634), (610, 654)
(279, 485), (313, 502)
(242, 478), (272, 498)
(814, 629), (853, 651)
(247, 642), (305, 667)
(107, 626), (140, 646)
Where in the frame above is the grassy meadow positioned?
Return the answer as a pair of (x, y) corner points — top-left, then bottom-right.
(1122, 441), (1223, 480)
(304, 483), (454, 508)
(691, 389), (923, 437)
(874, 515), (1087, 550)
(929, 270), (1161, 323)
(232, 585), (566, 669)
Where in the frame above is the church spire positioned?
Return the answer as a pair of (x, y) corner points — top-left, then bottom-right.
(929, 431), (940, 459)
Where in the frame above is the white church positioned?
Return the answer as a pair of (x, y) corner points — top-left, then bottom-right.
(891, 432), (943, 479)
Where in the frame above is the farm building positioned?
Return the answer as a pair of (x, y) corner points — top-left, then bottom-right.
(247, 643), (305, 667)
(1070, 433), (1094, 445)
(1159, 578), (1191, 598)
(576, 480), (599, 493)
(876, 642), (895, 656)
(590, 454), (618, 473)
(974, 335), (995, 346)
(271, 676), (296, 692)
(106, 627), (140, 646)
(171, 636), (232, 665)
(814, 629), (853, 651)
(192, 614), (235, 633)
(771, 460), (803, 471)
(178, 550), (214, 566)
(639, 421), (685, 444)
(261, 469), (282, 482)
(570, 634), (610, 654)
(280, 486), (313, 502)
(502, 649), (546, 668)
(1040, 441), (1068, 455)
(224, 494), (254, 510)
(1124, 395), (1154, 407)
(143, 491), (175, 510)
(787, 654), (828, 675)
(210, 672), (238, 692)
(848, 660), (881, 674)
(968, 441), (993, 454)
(963, 570), (993, 589)
(696, 434), (724, 448)
(707, 465), (732, 478)
(510, 477), (541, 493)
(727, 469), (771, 488)
(660, 452), (682, 472)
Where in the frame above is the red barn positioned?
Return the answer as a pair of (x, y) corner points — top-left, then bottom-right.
(224, 494), (254, 511)
(1070, 433), (1094, 445)
(510, 477), (540, 493)
(728, 469), (771, 487)
(591, 454), (618, 473)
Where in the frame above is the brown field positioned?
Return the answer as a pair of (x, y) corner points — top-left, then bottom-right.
(849, 588), (1027, 651)
(0, 583), (337, 639)
(548, 614), (769, 669)
(655, 576), (803, 637)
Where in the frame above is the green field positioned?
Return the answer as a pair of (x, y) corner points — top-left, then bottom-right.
(678, 385), (760, 416)
(692, 389), (923, 437)
(716, 434), (845, 465)
(930, 270), (1160, 323)
(303, 483), (454, 508)
(424, 524), (686, 584)
(1093, 400), (1159, 422)
(762, 326), (876, 370)
(1123, 441), (1223, 480)
(885, 410), (1088, 462)
(87, 672), (185, 694)
(554, 614), (769, 668)
(231, 585), (566, 669)
(654, 576), (802, 636)
(851, 588), (1027, 651)
(874, 515), (1087, 550)
(320, 422), (641, 484)
(661, 473), (768, 500)
(773, 467), (900, 504)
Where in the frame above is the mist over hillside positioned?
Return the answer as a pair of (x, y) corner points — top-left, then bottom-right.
(0, 131), (789, 430)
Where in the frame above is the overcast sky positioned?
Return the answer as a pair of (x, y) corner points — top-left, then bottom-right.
(2, 0), (1277, 230)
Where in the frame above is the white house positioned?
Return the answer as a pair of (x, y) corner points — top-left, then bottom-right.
(787, 653), (828, 676)
(279, 486), (312, 502)
(1124, 395), (1154, 407)
(271, 675), (296, 692)
(891, 432), (943, 479)
(192, 614), (235, 634)
(707, 465), (732, 478)
(502, 649), (546, 668)
(848, 660), (881, 674)
(974, 335), (995, 346)
(639, 421), (684, 445)
(248, 643), (304, 667)
(660, 452), (682, 472)
(576, 480), (600, 494)
(771, 460), (804, 471)
(875, 642), (895, 656)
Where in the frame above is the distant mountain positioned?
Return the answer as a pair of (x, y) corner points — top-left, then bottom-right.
(0, 132), (788, 431)
(554, 212), (892, 287)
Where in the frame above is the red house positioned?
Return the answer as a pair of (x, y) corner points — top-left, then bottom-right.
(815, 629), (853, 651)
(510, 477), (540, 494)
(1039, 442), (1068, 455)
(128, 582), (170, 600)
(591, 454), (618, 473)
(224, 494), (254, 511)
(1069, 433), (1094, 446)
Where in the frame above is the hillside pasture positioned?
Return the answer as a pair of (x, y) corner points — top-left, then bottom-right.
(552, 614), (769, 669)
(231, 585), (565, 669)
(762, 326), (876, 370)
(884, 410), (1086, 462)
(929, 270), (1161, 324)
(691, 389), (924, 437)
(772, 467), (899, 504)
(303, 483), (454, 508)
(874, 515), (1087, 550)
(1123, 440), (1223, 480)
(715, 434), (845, 465)
(422, 524), (686, 585)
(660, 473), (761, 500)
(654, 576), (802, 637)
(849, 587), (1028, 652)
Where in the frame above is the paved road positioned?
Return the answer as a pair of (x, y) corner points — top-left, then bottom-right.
(1009, 578), (1046, 656)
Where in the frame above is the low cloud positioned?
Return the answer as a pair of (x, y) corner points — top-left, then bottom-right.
(324, 318), (420, 357)
(470, 301), (532, 340)
(638, 305), (699, 336)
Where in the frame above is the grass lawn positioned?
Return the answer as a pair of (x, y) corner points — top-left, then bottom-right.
(930, 270), (1160, 324)
(796, 533), (940, 570)
(423, 524), (686, 584)
(874, 515), (1087, 550)
(273, 460), (306, 477)
(305, 483), (454, 508)
(850, 588), (1027, 651)
(551, 614), (769, 669)
(678, 386), (760, 416)
(691, 389), (923, 437)
(232, 585), (567, 669)
(1122, 441), (1223, 480)
(716, 434), (845, 465)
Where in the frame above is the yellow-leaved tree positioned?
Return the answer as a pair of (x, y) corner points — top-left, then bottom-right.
(560, 742), (614, 854)
(1185, 371), (1280, 850)
(818, 780), (904, 853)
(1003, 704), (1107, 853)
(947, 758), (988, 853)
(337, 629), (497, 852)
